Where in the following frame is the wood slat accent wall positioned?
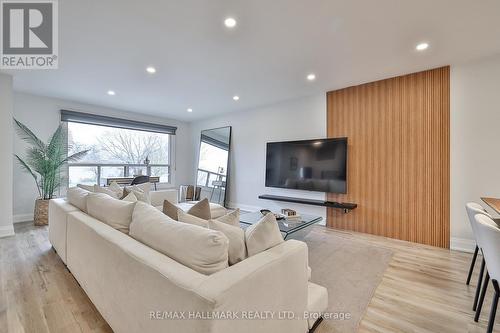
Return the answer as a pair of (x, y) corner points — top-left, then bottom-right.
(326, 66), (450, 248)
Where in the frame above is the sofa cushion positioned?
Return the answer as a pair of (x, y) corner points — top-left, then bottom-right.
(122, 186), (150, 203)
(307, 282), (329, 329)
(177, 208), (240, 228)
(86, 193), (136, 234)
(94, 185), (121, 199)
(208, 219), (246, 265)
(77, 184), (95, 192)
(162, 199), (179, 220)
(67, 187), (90, 212)
(186, 198), (211, 220)
(245, 213), (284, 256)
(216, 208), (240, 227)
(176, 202), (227, 219)
(178, 209), (209, 227)
(130, 202), (229, 275)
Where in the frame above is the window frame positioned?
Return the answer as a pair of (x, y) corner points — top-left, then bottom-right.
(62, 116), (175, 187)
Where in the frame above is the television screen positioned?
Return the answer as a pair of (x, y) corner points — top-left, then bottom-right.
(265, 138), (348, 193)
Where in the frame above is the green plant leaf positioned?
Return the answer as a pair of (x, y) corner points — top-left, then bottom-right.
(14, 154), (42, 197)
(59, 150), (90, 166)
(14, 118), (46, 151)
(47, 125), (65, 162)
(14, 118), (88, 198)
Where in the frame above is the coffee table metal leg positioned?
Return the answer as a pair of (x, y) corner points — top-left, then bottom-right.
(309, 316), (324, 333)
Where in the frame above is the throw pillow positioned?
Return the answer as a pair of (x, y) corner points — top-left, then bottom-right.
(67, 187), (90, 212)
(216, 208), (240, 227)
(208, 219), (246, 265)
(122, 187), (150, 204)
(129, 183), (151, 197)
(245, 213), (284, 256)
(122, 192), (138, 202)
(86, 193), (136, 234)
(162, 199), (178, 220)
(108, 181), (122, 194)
(130, 202), (229, 275)
(178, 209), (209, 227)
(186, 198), (211, 220)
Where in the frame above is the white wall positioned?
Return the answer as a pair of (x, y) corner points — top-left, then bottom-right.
(190, 95), (328, 220)
(450, 55), (500, 251)
(11, 55), (500, 248)
(13, 92), (192, 222)
(189, 55), (500, 251)
(0, 74), (14, 238)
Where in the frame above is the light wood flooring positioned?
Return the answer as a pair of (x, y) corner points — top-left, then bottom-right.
(1, 222), (498, 333)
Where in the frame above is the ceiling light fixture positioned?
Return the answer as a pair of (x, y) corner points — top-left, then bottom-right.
(224, 17), (237, 28)
(307, 73), (316, 81)
(416, 42), (429, 51)
(187, 108), (193, 113)
(107, 90), (116, 96)
(146, 66), (156, 74)
(233, 95), (240, 101)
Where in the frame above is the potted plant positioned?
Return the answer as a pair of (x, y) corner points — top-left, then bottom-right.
(14, 119), (89, 226)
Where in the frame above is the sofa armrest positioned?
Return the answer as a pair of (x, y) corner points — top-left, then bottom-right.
(195, 240), (310, 333)
(49, 198), (79, 264)
(150, 189), (178, 206)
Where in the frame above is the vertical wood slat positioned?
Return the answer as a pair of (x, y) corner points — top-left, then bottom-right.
(326, 66), (450, 248)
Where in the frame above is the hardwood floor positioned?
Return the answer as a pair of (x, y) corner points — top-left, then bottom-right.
(341, 229), (500, 333)
(1, 222), (498, 332)
(0, 222), (112, 333)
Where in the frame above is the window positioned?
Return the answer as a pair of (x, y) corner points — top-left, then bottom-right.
(67, 122), (172, 187)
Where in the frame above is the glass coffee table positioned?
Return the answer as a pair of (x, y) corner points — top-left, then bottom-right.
(239, 211), (322, 240)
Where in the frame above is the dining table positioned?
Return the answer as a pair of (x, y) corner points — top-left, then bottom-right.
(481, 197), (500, 215)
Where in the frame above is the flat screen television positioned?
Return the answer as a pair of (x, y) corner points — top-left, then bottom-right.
(265, 138), (348, 193)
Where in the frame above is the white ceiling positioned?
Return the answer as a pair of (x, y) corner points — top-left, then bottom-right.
(5, 0), (500, 121)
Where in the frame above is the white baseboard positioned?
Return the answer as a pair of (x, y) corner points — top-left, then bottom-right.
(13, 213), (33, 224)
(450, 237), (476, 253)
(0, 225), (15, 238)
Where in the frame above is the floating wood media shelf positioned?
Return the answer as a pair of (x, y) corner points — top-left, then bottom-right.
(258, 194), (357, 213)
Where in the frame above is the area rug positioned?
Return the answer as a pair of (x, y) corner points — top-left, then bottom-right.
(294, 226), (394, 333)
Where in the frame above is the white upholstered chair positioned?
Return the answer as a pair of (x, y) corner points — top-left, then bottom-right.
(465, 202), (491, 311)
(474, 214), (500, 333)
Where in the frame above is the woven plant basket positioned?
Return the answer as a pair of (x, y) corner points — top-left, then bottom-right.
(34, 199), (49, 226)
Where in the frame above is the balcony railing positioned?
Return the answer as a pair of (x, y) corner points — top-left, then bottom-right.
(196, 168), (226, 188)
(68, 163), (170, 187)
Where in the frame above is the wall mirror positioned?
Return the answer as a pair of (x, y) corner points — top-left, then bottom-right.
(195, 126), (231, 207)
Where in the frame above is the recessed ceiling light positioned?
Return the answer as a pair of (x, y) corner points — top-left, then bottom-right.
(307, 73), (316, 81)
(233, 95), (240, 101)
(224, 17), (237, 28)
(187, 108), (193, 113)
(146, 66), (156, 74)
(416, 42), (429, 51)
(107, 90), (116, 96)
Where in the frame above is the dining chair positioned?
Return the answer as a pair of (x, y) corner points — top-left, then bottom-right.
(130, 175), (150, 185)
(466, 203), (492, 311)
(179, 185), (201, 202)
(473, 214), (500, 333)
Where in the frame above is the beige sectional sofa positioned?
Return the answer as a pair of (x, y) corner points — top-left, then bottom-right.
(48, 188), (328, 333)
